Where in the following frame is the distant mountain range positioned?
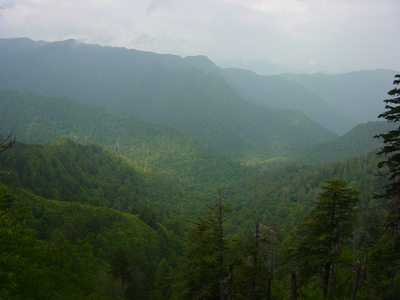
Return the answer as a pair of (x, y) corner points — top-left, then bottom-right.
(1, 38), (398, 300)
(215, 59), (334, 75)
(0, 38), (337, 163)
(0, 38), (397, 159)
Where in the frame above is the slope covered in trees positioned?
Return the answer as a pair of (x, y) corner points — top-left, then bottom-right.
(0, 182), (175, 299)
(0, 39), (337, 162)
(0, 88), (253, 190)
(1, 37), (399, 300)
(0, 138), (196, 218)
(1, 38), (396, 136)
(262, 120), (397, 167)
(0, 136), (396, 299)
(283, 70), (398, 125)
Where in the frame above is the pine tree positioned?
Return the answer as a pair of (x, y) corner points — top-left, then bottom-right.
(294, 180), (361, 299)
(375, 74), (400, 227)
(183, 189), (232, 300)
(374, 73), (400, 298)
(110, 247), (132, 299)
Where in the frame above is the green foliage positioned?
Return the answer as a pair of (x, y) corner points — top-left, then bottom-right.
(375, 74), (400, 227)
(1, 38), (399, 299)
(0, 138), (198, 218)
(0, 39), (337, 162)
(0, 185), (109, 299)
(292, 180), (361, 299)
(181, 191), (234, 300)
(0, 88), (253, 190)
(263, 120), (396, 167)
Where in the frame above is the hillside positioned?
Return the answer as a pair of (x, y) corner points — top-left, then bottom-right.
(261, 120), (396, 167)
(0, 88), (253, 189)
(1, 37), (399, 299)
(0, 130), (395, 299)
(0, 181), (170, 299)
(226, 149), (387, 231)
(1, 38), (395, 137)
(168, 53), (396, 135)
(0, 138), (196, 217)
(0, 39), (337, 162)
(282, 69), (398, 125)
(215, 68), (398, 135)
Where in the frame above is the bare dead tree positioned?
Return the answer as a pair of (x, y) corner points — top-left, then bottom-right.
(0, 131), (15, 154)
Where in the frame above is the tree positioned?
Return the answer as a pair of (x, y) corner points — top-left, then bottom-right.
(374, 73), (400, 298)
(293, 180), (361, 299)
(183, 189), (233, 300)
(110, 247), (132, 299)
(375, 74), (400, 227)
(0, 131), (15, 154)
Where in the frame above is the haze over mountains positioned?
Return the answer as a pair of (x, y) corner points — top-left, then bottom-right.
(215, 59), (334, 76)
(0, 38), (336, 163)
(1, 37), (399, 299)
(1, 37), (395, 196)
(1, 38), (397, 143)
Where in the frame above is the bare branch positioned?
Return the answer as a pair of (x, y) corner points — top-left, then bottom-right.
(0, 131), (15, 154)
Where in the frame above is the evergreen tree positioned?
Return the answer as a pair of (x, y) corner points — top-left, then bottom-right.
(293, 180), (361, 299)
(375, 74), (400, 227)
(110, 247), (132, 299)
(374, 73), (400, 298)
(183, 189), (233, 300)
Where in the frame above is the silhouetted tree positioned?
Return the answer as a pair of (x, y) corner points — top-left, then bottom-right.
(375, 74), (400, 228)
(0, 131), (15, 154)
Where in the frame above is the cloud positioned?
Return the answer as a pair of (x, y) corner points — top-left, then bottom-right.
(0, 0), (399, 72)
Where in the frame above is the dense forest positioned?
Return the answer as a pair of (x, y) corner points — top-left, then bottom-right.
(1, 38), (400, 299)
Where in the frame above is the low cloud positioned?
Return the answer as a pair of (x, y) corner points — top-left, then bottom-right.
(1, 0), (399, 72)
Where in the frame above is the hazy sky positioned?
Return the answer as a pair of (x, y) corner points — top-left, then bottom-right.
(1, 0), (399, 72)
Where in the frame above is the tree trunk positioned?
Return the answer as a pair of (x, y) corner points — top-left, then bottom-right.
(218, 189), (226, 300)
(323, 261), (331, 299)
(251, 220), (259, 300)
(351, 258), (361, 300)
(290, 271), (297, 300)
(227, 265), (234, 300)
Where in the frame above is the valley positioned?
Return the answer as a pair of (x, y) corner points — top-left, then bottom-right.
(0, 38), (399, 299)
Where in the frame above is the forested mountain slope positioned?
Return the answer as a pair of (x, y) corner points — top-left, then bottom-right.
(217, 67), (354, 134)
(1, 37), (399, 300)
(0, 182), (170, 299)
(1, 38), (395, 136)
(227, 150), (387, 231)
(0, 135), (394, 299)
(0, 138), (195, 217)
(172, 54), (396, 135)
(0, 89), (252, 189)
(283, 69), (397, 125)
(0, 39), (337, 162)
(262, 120), (396, 167)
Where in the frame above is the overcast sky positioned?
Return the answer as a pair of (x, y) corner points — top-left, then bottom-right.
(1, 0), (399, 72)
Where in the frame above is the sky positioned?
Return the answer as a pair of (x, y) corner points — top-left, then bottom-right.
(1, 0), (399, 73)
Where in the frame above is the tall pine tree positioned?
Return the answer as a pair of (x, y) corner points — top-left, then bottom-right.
(293, 180), (360, 299)
(375, 74), (400, 227)
(183, 189), (233, 300)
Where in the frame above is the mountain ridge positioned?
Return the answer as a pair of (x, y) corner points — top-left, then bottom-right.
(0, 39), (337, 162)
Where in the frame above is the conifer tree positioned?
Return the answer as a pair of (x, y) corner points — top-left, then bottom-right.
(183, 189), (232, 300)
(110, 247), (132, 299)
(294, 180), (361, 299)
(375, 74), (400, 227)
(374, 74), (400, 297)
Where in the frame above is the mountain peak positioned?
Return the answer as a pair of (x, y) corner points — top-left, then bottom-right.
(183, 55), (218, 73)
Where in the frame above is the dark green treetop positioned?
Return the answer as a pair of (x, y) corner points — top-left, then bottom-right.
(375, 74), (400, 226)
(293, 179), (361, 299)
